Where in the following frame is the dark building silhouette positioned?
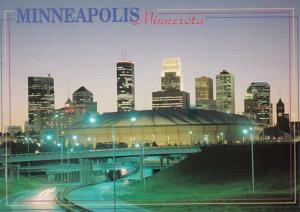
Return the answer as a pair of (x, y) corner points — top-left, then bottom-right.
(276, 98), (289, 133)
(73, 86), (97, 113)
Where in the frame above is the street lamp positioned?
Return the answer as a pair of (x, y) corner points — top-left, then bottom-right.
(249, 127), (255, 193)
(112, 124), (116, 212)
(220, 132), (224, 144)
(242, 129), (248, 143)
(243, 128), (255, 193)
(46, 134), (55, 152)
(189, 130), (193, 146)
(130, 116), (137, 122)
(204, 134), (209, 144)
(25, 137), (31, 177)
(134, 141), (145, 189)
(72, 135), (78, 150)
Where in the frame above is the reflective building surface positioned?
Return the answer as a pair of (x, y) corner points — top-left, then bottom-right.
(117, 61), (135, 112)
(28, 75), (55, 131)
(216, 70), (235, 113)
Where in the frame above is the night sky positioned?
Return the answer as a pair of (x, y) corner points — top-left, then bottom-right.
(0, 0), (299, 129)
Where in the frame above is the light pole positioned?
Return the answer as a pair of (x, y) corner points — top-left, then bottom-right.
(249, 127), (255, 193)
(220, 132), (224, 144)
(57, 138), (63, 166)
(204, 134), (209, 144)
(243, 128), (255, 193)
(189, 130), (193, 146)
(25, 137), (30, 177)
(112, 125), (116, 212)
(134, 142), (145, 189)
(242, 129), (248, 143)
(46, 134), (54, 152)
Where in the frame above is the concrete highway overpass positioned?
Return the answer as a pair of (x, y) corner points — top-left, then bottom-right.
(0, 146), (200, 163)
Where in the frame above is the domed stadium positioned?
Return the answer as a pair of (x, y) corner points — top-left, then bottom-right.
(65, 109), (258, 148)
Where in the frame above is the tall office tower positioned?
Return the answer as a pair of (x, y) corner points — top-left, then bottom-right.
(161, 57), (182, 91)
(244, 93), (256, 119)
(152, 57), (190, 110)
(246, 82), (271, 127)
(195, 76), (216, 110)
(216, 70), (235, 113)
(117, 60), (135, 112)
(72, 86), (97, 113)
(28, 75), (54, 131)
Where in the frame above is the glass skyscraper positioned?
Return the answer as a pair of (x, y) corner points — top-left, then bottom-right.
(161, 57), (182, 91)
(246, 82), (271, 127)
(117, 61), (135, 112)
(152, 57), (190, 110)
(28, 75), (54, 131)
(195, 76), (216, 110)
(216, 70), (235, 113)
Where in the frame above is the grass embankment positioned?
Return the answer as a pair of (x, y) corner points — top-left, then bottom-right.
(0, 176), (48, 199)
(120, 143), (297, 209)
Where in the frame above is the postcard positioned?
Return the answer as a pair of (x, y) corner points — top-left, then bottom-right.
(0, 0), (299, 211)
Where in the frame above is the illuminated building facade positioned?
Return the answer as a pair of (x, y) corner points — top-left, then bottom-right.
(117, 61), (135, 112)
(195, 76), (216, 110)
(65, 109), (258, 148)
(216, 70), (235, 113)
(28, 75), (54, 131)
(152, 57), (190, 109)
(246, 82), (271, 127)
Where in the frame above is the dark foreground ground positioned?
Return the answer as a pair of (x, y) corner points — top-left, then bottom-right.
(120, 142), (300, 211)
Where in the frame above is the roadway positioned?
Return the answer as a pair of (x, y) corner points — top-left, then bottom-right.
(0, 146), (200, 163)
(66, 181), (149, 212)
(3, 186), (64, 211)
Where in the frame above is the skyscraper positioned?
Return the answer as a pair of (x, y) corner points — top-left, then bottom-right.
(72, 86), (97, 113)
(216, 70), (235, 113)
(117, 61), (135, 111)
(195, 76), (216, 110)
(152, 57), (190, 110)
(28, 75), (54, 131)
(243, 93), (255, 119)
(246, 82), (271, 127)
(161, 57), (182, 91)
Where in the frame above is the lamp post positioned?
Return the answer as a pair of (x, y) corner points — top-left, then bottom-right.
(25, 137), (30, 177)
(243, 128), (255, 193)
(112, 125), (116, 212)
(134, 142), (145, 189)
(46, 134), (54, 152)
(249, 127), (255, 193)
(220, 132), (224, 144)
(57, 136), (63, 165)
(130, 117), (146, 189)
(189, 130), (193, 146)
(242, 129), (248, 143)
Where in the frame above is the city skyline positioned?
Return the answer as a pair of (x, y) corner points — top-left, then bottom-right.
(0, 0), (297, 129)
(3, 59), (292, 130)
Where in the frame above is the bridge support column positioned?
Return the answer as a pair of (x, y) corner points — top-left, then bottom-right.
(80, 159), (93, 184)
(16, 164), (20, 182)
(160, 156), (163, 169)
(166, 156), (170, 168)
